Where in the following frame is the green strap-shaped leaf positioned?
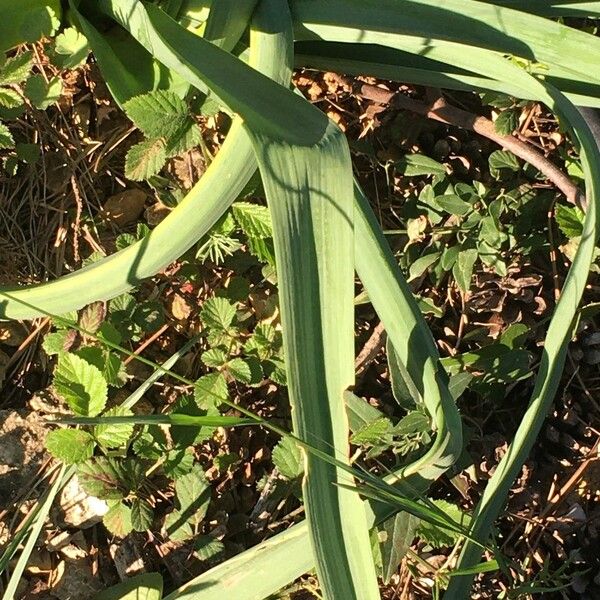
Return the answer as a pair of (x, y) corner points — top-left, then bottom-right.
(96, 1), (380, 597)
(294, 41), (600, 109)
(291, 0), (600, 87)
(483, 0), (600, 17)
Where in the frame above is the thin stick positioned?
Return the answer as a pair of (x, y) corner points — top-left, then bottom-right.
(123, 323), (170, 365)
(355, 322), (386, 375)
(349, 80), (585, 208)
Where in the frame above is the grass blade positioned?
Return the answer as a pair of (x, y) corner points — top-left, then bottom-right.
(291, 0), (600, 87)
(58, 414), (258, 427)
(2, 465), (73, 600)
(483, 0), (600, 17)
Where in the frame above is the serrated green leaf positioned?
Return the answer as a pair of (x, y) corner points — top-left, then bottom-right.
(104, 353), (128, 388)
(133, 428), (167, 460)
(46, 429), (95, 464)
(175, 465), (210, 525)
(244, 323), (279, 360)
(77, 458), (125, 500)
(164, 449), (195, 478)
(133, 301), (165, 334)
(452, 247), (478, 292)
(416, 500), (471, 548)
(125, 138), (167, 181)
(350, 417), (393, 446)
(494, 108), (520, 135)
(213, 452), (239, 473)
(194, 372), (228, 408)
(0, 122), (14, 149)
(123, 90), (189, 139)
(110, 292), (136, 315)
(131, 498), (154, 532)
(481, 91), (514, 110)
(164, 509), (194, 542)
(0, 51), (33, 85)
(194, 535), (225, 561)
(19, 5), (60, 44)
(3, 155), (18, 176)
(165, 120), (201, 157)
(171, 394), (218, 446)
(200, 296), (236, 331)
(54, 353), (107, 416)
(42, 330), (75, 355)
(53, 27), (89, 69)
(247, 235), (276, 266)
(395, 411), (430, 436)
(244, 355), (264, 385)
(345, 391), (385, 434)
(95, 407), (135, 449)
(0, 88), (22, 109)
(15, 142), (39, 164)
(79, 302), (105, 334)
(555, 202), (585, 238)
(24, 74), (62, 110)
(232, 202), (273, 238)
(201, 348), (228, 368)
(75, 345), (126, 388)
(227, 357), (252, 383)
(115, 233), (137, 250)
(395, 153), (446, 177)
(272, 436), (303, 480)
(104, 501), (133, 538)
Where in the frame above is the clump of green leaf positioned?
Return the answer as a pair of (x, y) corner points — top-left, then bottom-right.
(481, 92), (529, 136)
(272, 436), (303, 480)
(195, 286), (285, 403)
(42, 299), (218, 540)
(0, 51), (41, 172)
(402, 168), (552, 292)
(415, 499), (471, 548)
(123, 89), (201, 180)
(51, 26), (90, 69)
(350, 409), (431, 460)
(196, 201), (276, 267)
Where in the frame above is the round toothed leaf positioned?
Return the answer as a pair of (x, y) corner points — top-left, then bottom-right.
(131, 498), (154, 532)
(54, 353), (108, 416)
(103, 501), (133, 538)
(272, 437), (303, 480)
(95, 407), (135, 449)
(46, 429), (95, 464)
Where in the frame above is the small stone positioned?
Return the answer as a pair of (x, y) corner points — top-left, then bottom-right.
(145, 201), (171, 226)
(109, 534), (148, 580)
(55, 475), (108, 529)
(46, 531), (75, 552)
(103, 189), (147, 227)
(50, 559), (104, 600)
(59, 543), (87, 561)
